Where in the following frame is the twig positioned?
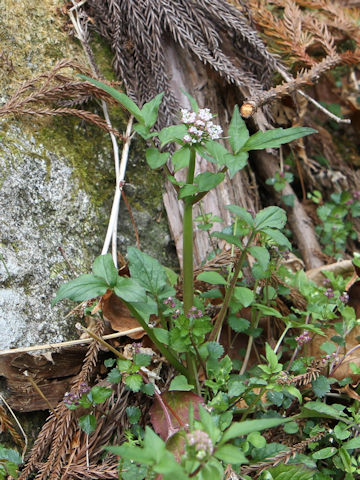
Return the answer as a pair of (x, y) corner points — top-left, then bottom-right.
(0, 393), (28, 460)
(0, 327), (144, 356)
(23, 371), (59, 419)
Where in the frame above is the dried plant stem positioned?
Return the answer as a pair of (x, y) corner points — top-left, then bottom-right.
(101, 116), (134, 266)
(23, 372), (59, 419)
(0, 327), (144, 356)
(0, 393), (28, 460)
(68, 0), (124, 267)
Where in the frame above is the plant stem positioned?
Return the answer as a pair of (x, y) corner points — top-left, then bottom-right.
(125, 303), (189, 379)
(182, 149), (198, 389)
(209, 230), (256, 342)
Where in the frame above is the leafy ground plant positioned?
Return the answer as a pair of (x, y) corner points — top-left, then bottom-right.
(52, 84), (360, 480)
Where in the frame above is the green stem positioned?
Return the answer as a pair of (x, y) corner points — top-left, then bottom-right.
(209, 230), (256, 342)
(125, 303), (189, 379)
(182, 149), (198, 389)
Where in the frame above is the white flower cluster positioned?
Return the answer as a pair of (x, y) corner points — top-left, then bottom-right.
(181, 107), (223, 144)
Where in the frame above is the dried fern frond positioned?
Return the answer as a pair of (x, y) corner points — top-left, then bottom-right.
(0, 59), (122, 138)
(241, 431), (326, 477)
(83, 0), (281, 127)
(0, 404), (25, 450)
(19, 322), (105, 480)
(278, 360), (322, 386)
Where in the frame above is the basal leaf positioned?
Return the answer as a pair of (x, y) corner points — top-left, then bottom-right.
(125, 374), (143, 392)
(92, 253), (118, 287)
(242, 127), (316, 151)
(255, 206), (287, 231)
(78, 74), (143, 122)
(51, 274), (108, 306)
(141, 92), (164, 128)
(228, 105), (249, 154)
(127, 247), (168, 296)
(114, 276), (147, 303)
(146, 148), (170, 169)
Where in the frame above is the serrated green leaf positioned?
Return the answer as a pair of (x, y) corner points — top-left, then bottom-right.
(221, 417), (292, 444)
(127, 247), (168, 296)
(261, 228), (291, 248)
(225, 204), (254, 226)
(107, 368), (122, 384)
(126, 406), (141, 424)
(233, 287), (254, 307)
(114, 276), (147, 303)
(228, 315), (250, 333)
(312, 375), (331, 398)
(78, 74), (143, 122)
(228, 379), (246, 397)
(158, 124), (188, 146)
(145, 148), (170, 169)
(242, 127), (316, 151)
(228, 105), (250, 154)
(51, 274), (108, 306)
(79, 414), (97, 435)
(92, 253), (118, 287)
(90, 385), (113, 404)
(172, 146), (191, 172)
(214, 444), (248, 465)
(255, 206), (287, 230)
(286, 385), (302, 403)
(117, 358), (132, 372)
(169, 375), (194, 391)
(141, 382), (155, 396)
(283, 421), (299, 434)
(249, 246), (270, 271)
(197, 271), (227, 285)
(195, 171), (225, 192)
(134, 353), (152, 367)
(125, 374), (143, 392)
(141, 92), (164, 127)
(207, 341), (224, 359)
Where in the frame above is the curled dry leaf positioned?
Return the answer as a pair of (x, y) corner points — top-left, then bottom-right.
(101, 290), (144, 339)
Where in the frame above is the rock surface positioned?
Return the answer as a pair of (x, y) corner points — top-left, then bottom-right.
(0, 0), (176, 351)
